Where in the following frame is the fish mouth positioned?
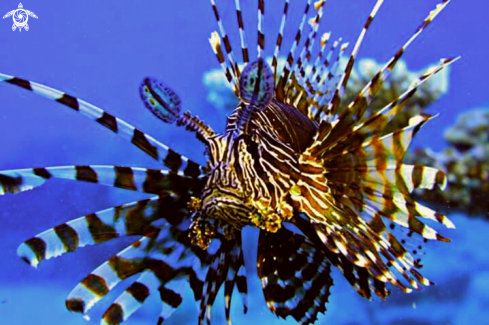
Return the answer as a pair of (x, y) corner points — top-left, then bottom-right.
(201, 193), (253, 229)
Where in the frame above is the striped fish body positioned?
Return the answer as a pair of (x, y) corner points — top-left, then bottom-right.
(194, 98), (318, 244)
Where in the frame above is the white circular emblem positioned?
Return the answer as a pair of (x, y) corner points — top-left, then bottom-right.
(2, 3), (38, 32)
(13, 9), (28, 29)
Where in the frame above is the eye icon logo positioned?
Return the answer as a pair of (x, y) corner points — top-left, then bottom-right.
(3, 3), (37, 32)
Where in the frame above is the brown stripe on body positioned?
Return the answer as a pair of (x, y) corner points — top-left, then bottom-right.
(108, 255), (146, 280)
(373, 278), (388, 299)
(184, 160), (201, 178)
(411, 165), (424, 189)
(0, 173), (22, 193)
(367, 213), (386, 234)
(126, 282), (150, 303)
(75, 166), (98, 183)
(387, 233), (407, 258)
(147, 259), (179, 284)
(236, 275), (248, 296)
(354, 266), (371, 299)
(131, 129), (159, 160)
(6, 77), (32, 90)
(56, 93), (80, 111)
(96, 112), (118, 132)
(213, 39), (226, 64)
(236, 9), (249, 63)
(85, 213), (118, 243)
(188, 270), (204, 301)
(66, 298), (85, 313)
(103, 303), (124, 325)
(257, 3), (265, 53)
(387, 48), (405, 72)
(163, 149), (183, 172)
(369, 73), (384, 97)
(371, 137), (387, 171)
(435, 170), (445, 187)
(114, 166), (137, 190)
(81, 274), (109, 297)
(54, 223), (79, 252)
(222, 35), (232, 54)
(435, 212), (446, 224)
(340, 56), (355, 91)
(351, 95), (368, 122)
(410, 268), (429, 284)
(124, 200), (159, 235)
(364, 14), (374, 29)
(408, 217), (429, 238)
(159, 287), (183, 308)
(142, 169), (168, 194)
(33, 167), (52, 179)
(290, 264), (331, 322)
(23, 237), (47, 264)
(391, 130), (406, 162)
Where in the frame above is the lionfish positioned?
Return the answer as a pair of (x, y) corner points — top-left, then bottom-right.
(0, 0), (456, 324)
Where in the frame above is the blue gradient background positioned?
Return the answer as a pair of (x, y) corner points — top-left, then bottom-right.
(0, 1), (487, 324)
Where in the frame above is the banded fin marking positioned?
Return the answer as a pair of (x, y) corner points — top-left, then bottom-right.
(197, 235), (247, 325)
(257, 0), (265, 58)
(308, 57), (458, 160)
(209, 0), (240, 92)
(0, 72), (205, 175)
(257, 227), (333, 325)
(348, 0), (452, 125)
(102, 271), (160, 324)
(224, 235), (247, 323)
(67, 236), (153, 317)
(325, 0), (384, 118)
(156, 278), (188, 324)
(276, 0), (312, 101)
(271, 0), (290, 81)
(234, 0), (250, 64)
(0, 165), (202, 196)
(17, 196), (166, 268)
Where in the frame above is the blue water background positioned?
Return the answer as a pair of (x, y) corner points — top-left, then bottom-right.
(0, 0), (488, 324)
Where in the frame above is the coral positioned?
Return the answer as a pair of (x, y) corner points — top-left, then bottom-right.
(339, 58), (450, 134)
(410, 108), (489, 215)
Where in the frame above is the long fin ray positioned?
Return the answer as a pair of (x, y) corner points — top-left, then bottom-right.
(0, 165), (202, 196)
(0, 73), (204, 176)
(16, 196), (169, 268)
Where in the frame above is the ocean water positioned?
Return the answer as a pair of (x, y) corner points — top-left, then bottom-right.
(0, 1), (488, 324)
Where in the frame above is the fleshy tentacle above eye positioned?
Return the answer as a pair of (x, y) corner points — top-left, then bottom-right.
(238, 58), (274, 108)
(140, 77), (216, 145)
(235, 58), (275, 133)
